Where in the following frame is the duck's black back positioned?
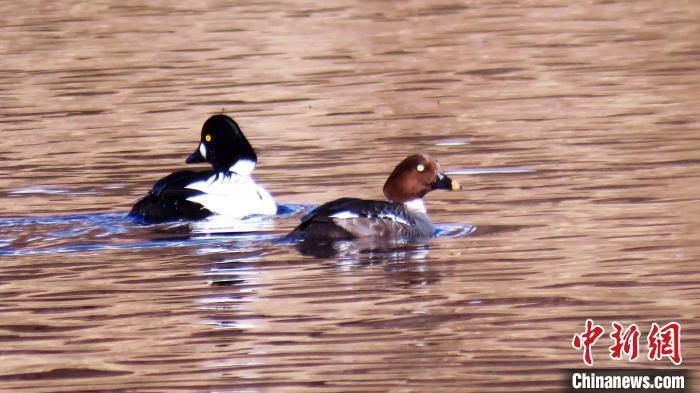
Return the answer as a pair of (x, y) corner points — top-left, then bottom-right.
(129, 170), (214, 223)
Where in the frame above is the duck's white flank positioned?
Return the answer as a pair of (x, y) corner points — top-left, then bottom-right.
(377, 213), (410, 225)
(330, 210), (410, 225)
(329, 211), (359, 219)
(185, 160), (275, 218)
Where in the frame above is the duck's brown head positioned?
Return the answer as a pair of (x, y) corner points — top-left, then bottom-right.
(382, 153), (461, 204)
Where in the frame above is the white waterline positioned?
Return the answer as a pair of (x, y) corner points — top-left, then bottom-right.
(446, 167), (535, 175)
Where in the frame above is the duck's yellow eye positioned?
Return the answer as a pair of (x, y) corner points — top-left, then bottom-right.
(205, 134), (212, 142)
(416, 164), (425, 172)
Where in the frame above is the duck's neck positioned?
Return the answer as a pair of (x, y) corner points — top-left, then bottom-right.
(403, 198), (426, 214)
(228, 159), (256, 176)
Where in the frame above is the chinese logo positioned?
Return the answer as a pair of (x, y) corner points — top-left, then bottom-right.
(572, 319), (681, 366)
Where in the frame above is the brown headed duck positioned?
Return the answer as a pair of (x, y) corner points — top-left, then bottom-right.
(289, 153), (461, 241)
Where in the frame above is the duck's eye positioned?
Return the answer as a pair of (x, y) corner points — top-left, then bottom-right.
(416, 164), (425, 172)
(205, 134), (212, 142)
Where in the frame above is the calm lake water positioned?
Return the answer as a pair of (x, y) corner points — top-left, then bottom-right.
(1, 1), (699, 392)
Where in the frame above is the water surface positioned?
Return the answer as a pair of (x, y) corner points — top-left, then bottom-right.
(1, 1), (699, 391)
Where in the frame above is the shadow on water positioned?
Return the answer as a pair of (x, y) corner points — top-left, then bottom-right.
(292, 236), (431, 260)
(290, 224), (476, 260)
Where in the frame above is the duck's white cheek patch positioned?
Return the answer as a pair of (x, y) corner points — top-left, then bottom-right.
(199, 143), (207, 159)
(330, 211), (359, 219)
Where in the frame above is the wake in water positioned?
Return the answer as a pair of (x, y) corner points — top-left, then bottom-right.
(0, 205), (475, 257)
(0, 205), (308, 256)
(2, 164), (532, 257)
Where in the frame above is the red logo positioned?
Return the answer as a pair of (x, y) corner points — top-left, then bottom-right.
(572, 320), (682, 366)
(609, 322), (640, 361)
(647, 322), (682, 365)
(572, 319), (605, 366)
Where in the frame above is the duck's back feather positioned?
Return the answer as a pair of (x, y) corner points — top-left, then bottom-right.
(130, 169), (276, 223)
(292, 198), (433, 241)
(150, 170), (211, 195)
(130, 170), (212, 223)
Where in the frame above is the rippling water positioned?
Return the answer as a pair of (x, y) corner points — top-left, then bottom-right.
(1, 1), (699, 391)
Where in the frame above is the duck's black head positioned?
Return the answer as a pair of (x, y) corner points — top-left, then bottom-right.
(186, 114), (257, 172)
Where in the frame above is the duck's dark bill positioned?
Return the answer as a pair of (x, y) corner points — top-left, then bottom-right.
(432, 173), (461, 191)
(186, 146), (205, 164)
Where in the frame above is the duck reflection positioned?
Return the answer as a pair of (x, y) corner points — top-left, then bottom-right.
(295, 236), (430, 262)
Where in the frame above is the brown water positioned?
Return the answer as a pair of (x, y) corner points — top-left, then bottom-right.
(1, 1), (700, 392)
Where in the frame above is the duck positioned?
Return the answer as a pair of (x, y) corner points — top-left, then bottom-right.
(130, 114), (276, 223)
(289, 153), (460, 242)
